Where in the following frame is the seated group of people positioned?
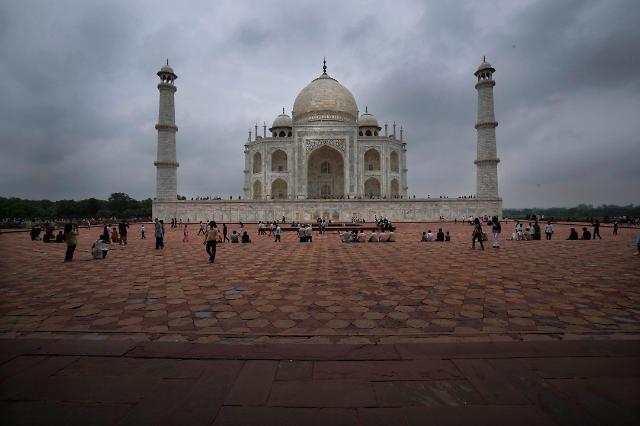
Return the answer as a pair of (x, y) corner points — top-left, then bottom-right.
(509, 221), (541, 241)
(566, 227), (592, 240)
(341, 229), (396, 243)
(421, 229), (450, 242)
(43, 229), (65, 243)
(229, 230), (251, 243)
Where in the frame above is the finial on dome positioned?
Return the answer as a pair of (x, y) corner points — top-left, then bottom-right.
(323, 57), (327, 74)
(282, 107), (285, 114)
(483, 55), (486, 62)
(365, 106), (368, 113)
(166, 59), (169, 66)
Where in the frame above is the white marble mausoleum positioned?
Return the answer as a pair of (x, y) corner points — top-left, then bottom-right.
(152, 60), (502, 222)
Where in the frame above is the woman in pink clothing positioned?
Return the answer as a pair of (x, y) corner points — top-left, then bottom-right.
(183, 224), (189, 242)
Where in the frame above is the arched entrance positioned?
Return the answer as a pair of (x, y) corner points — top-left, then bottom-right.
(390, 178), (399, 198)
(252, 180), (262, 199)
(307, 146), (344, 199)
(271, 150), (287, 172)
(364, 149), (381, 171)
(364, 177), (381, 198)
(271, 178), (288, 199)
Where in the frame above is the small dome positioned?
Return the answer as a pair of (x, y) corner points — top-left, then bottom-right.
(271, 111), (292, 128)
(475, 59), (495, 75)
(359, 110), (380, 128)
(292, 73), (358, 123)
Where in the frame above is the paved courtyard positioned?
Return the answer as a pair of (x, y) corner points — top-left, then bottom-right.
(0, 222), (638, 344)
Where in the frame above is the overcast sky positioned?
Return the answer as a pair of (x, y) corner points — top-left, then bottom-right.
(1, 0), (638, 208)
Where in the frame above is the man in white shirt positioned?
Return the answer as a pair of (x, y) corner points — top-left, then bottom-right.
(544, 222), (554, 240)
(426, 230), (434, 241)
(369, 231), (379, 242)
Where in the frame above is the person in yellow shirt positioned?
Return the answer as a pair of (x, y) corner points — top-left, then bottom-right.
(203, 221), (219, 263)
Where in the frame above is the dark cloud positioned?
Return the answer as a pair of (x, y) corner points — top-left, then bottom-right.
(0, 0), (638, 207)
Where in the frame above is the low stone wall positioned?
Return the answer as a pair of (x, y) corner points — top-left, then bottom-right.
(152, 198), (502, 223)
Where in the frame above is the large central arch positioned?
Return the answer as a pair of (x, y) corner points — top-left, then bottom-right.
(307, 145), (344, 199)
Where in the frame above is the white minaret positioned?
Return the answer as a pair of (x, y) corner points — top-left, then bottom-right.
(474, 58), (500, 199)
(154, 61), (179, 200)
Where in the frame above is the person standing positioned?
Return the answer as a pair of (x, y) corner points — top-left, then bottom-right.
(197, 221), (206, 236)
(140, 224), (146, 239)
(613, 221), (618, 236)
(183, 224), (189, 242)
(64, 223), (79, 262)
(223, 223), (229, 242)
(103, 224), (111, 244)
(544, 221), (554, 240)
(472, 218), (484, 250)
(491, 216), (501, 248)
(593, 219), (602, 240)
(203, 221), (219, 263)
(119, 220), (129, 245)
(154, 218), (164, 249)
(274, 224), (282, 242)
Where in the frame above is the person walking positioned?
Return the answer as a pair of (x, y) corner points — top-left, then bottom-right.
(593, 219), (602, 240)
(274, 224), (282, 242)
(119, 220), (129, 245)
(472, 218), (484, 250)
(140, 224), (146, 239)
(64, 223), (79, 262)
(183, 224), (189, 242)
(544, 221), (553, 240)
(223, 223), (229, 242)
(154, 218), (164, 249)
(203, 221), (219, 263)
(197, 221), (206, 236)
(613, 221), (618, 236)
(491, 216), (501, 248)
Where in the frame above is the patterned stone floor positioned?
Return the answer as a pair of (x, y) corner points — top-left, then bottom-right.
(1, 222), (639, 344)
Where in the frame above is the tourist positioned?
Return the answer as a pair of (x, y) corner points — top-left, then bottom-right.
(613, 221), (618, 236)
(298, 226), (306, 242)
(274, 224), (282, 242)
(241, 230), (251, 243)
(593, 219), (602, 240)
(341, 230), (351, 243)
(532, 221), (541, 240)
(634, 234), (640, 255)
(357, 230), (367, 242)
(491, 216), (501, 248)
(110, 226), (119, 244)
(103, 224), (110, 244)
(222, 223), (229, 242)
(203, 221), (218, 263)
(471, 218), (484, 250)
(230, 230), (239, 243)
(197, 221), (205, 235)
(258, 221), (264, 235)
(119, 220), (129, 245)
(55, 230), (65, 243)
(183, 224), (189, 242)
(421, 232), (429, 242)
(436, 229), (445, 242)
(305, 225), (313, 242)
(388, 230), (396, 242)
(580, 227), (592, 240)
(544, 221), (553, 240)
(425, 230), (434, 242)
(379, 230), (389, 242)
(91, 235), (109, 259)
(567, 228), (579, 240)
(239, 221), (244, 233)
(369, 230), (379, 242)
(43, 227), (54, 243)
(445, 231), (451, 242)
(154, 218), (164, 249)
(140, 224), (146, 239)
(64, 223), (79, 262)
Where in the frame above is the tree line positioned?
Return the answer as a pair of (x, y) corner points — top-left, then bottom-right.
(0, 193), (152, 220)
(503, 203), (640, 221)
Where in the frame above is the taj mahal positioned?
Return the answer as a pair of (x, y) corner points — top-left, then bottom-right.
(152, 59), (502, 223)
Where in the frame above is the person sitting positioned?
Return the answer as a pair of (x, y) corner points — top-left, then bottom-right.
(241, 231), (251, 243)
(43, 228), (54, 243)
(341, 230), (351, 243)
(230, 230), (239, 243)
(444, 231), (451, 242)
(425, 230), (434, 242)
(55, 231), (65, 243)
(91, 236), (109, 259)
(357, 230), (367, 242)
(567, 228), (579, 240)
(436, 229), (445, 242)
(523, 227), (532, 240)
(379, 231), (389, 242)
(388, 231), (396, 242)
(580, 227), (591, 240)
(421, 232), (429, 242)
(369, 231), (379, 242)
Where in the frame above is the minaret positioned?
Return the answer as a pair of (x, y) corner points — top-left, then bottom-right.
(474, 57), (500, 199)
(154, 61), (179, 200)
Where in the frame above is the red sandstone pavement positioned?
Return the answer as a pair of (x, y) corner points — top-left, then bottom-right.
(0, 338), (639, 425)
(1, 222), (639, 424)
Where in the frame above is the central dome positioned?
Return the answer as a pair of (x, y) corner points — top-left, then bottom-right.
(292, 72), (358, 123)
